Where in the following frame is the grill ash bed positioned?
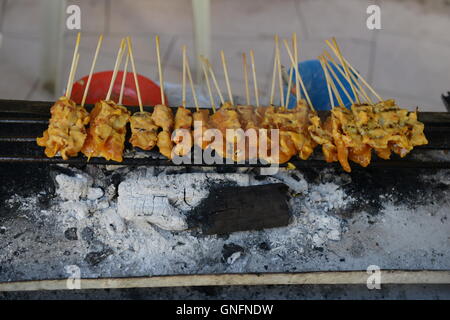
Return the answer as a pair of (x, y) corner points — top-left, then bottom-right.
(0, 99), (449, 291)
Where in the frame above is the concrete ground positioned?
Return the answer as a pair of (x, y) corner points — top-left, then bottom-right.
(0, 0), (449, 110)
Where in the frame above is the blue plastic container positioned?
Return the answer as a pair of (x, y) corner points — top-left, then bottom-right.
(284, 59), (355, 110)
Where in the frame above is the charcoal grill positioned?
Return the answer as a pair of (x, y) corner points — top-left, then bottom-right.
(0, 99), (449, 169)
(1, 99), (450, 292)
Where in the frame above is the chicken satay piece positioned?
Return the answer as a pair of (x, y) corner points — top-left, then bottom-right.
(151, 104), (174, 131)
(405, 110), (428, 147)
(331, 108), (353, 172)
(129, 111), (158, 150)
(37, 96), (90, 160)
(172, 106), (193, 157)
(264, 101), (317, 162)
(333, 106), (373, 169)
(209, 102), (243, 160)
(81, 100), (130, 162)
(150, 104), (175, 159)
(236, 105), (260, 161)
(192, 109), (211, 150)
(308, 115), (337, 163)
(209, 102), (242, 135)
(157, 130), (174, 159)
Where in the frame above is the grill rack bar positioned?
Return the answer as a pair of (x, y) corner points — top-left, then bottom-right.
(1, 99), (449, 169)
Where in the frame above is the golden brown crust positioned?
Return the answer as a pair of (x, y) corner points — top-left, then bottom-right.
(37, 96), (90, 160)
(81, 100), (130, 162)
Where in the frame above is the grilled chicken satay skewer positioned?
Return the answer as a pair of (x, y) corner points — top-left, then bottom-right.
(308, 57), (339, 164)
(206, 53), (241, 160)
(325, 40), (426, 158)
(277, 38), (316, 161)
(191, 56), (216, 150)
(37, 33), (91, 160)
(322, 51), (390, 160)
(150, 37), (174, 159)
(128, 37), (159, 151)
(172, 46), (194, 157)
(81, 38), (131, 162)
(322, 54), (372, 171)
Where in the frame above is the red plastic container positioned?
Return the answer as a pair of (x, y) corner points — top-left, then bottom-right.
(70, 71), (165, 106)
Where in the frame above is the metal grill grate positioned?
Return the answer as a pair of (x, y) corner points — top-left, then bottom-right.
(1, 99), (450, 169)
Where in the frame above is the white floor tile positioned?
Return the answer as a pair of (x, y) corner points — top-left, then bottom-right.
(372, 33), (450, 111)
(108, 0), (193, 36)
(2, 0), (44, 37)
(211, 0), (304, 38)
(378, 0), (450, 45)
(296, 0), (373, 40)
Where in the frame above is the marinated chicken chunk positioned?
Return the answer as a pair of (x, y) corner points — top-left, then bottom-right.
(81, 100), (130, 162)
(37, 96), (90, 160)
(129, 111), (158, 151)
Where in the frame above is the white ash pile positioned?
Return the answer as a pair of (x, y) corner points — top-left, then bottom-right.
(1, 165), (355, 278)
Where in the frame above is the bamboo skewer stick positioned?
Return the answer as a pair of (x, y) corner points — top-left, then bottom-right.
(292, 33), (300, 103)
(67, 53), (80, 100)
(81, 34), (103, 107)
(318, 56), (334, 108)
(126, 37), (143, 112)
(282, 39), (314, 110)
(182, 45), (187, 108)
(220, 50), (234, 104)
(106, 38), (126, 102)
(185, 49), (200, 112)
(276, 42), (284, 107)
(285, 67), (293, 108)
(323, 50), (372, 104)
(325, 40), (382, 102)
(320, 56), (344, 106)
(249, 50), (259, 107)
(155, 36), (166, 106)
(269, 35), (279, 106)
(65, 32), (81, 99)
(322, 56), (354, 104)
(200, 56), (216, 113)
(119, 52), (129, 105)
(205, 57), (225, 106)
(242, 53), (250, 105)
(329, 38), (360, 104)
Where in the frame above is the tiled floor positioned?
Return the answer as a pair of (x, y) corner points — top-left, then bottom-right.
(0, 0), (449, 111)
